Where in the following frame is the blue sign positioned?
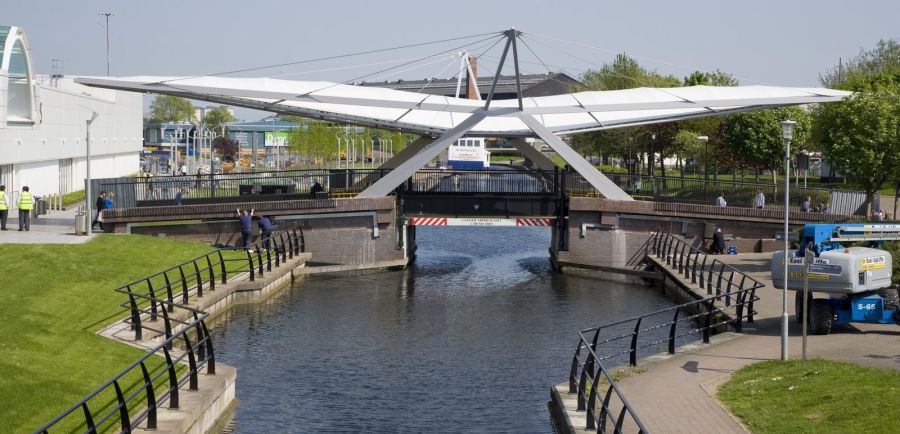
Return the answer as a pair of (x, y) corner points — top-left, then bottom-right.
(726, 246), (738, 255)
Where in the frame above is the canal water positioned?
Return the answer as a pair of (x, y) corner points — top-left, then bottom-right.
(211, 226), (679, 433)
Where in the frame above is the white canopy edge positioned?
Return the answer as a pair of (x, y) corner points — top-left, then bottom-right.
(76, 75), (850, 137)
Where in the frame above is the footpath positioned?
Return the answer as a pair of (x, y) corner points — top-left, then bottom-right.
(600, 253), (900, 433)
(0, 206), (98, 244)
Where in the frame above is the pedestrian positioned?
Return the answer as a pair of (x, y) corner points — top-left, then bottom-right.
(180, 164), (188, 176)
(310, 180), (324, 195)
(147, 173), (156, 200)
(820, 203), (830, 214)
(0, 185), (8, 230)
(800, 196), (812, 212)
(17, 186), (33, 231)
(715, 192), (727, 207)
(753, 189), (766, 209)
(258, 214), (274, 251)
(175, 189), (185, 205)
(711, 227), (726, 254)
(104, 192), (114, 210)
(236, 208), (254, 249)
(92, 191), (106, 230)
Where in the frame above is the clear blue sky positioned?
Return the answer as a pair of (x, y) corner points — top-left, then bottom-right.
(7, 0), (898, 120)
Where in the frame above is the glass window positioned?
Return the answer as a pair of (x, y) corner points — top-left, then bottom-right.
(7, 37), (33, 122)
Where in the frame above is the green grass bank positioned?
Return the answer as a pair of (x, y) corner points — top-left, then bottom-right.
(718, 359), (900, 433)
(0, 235), (215, 432)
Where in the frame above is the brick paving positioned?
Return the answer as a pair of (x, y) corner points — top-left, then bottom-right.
(564, 252), (899, 433)
(0, 205), (99, 244)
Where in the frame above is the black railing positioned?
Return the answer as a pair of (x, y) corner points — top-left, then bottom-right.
(404, 168), (557, 195)
(115, 228), (302, 341)
(36, 228), (305, 433)
(567, 173), (868, 216)
(567, 231), (762, 433)
(35, 301), (214, 433)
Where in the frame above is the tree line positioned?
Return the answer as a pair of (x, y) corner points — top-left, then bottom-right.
(571, 39), (899, 212)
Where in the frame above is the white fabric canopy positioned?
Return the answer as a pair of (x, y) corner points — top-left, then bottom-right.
(76, 75), (849, 137)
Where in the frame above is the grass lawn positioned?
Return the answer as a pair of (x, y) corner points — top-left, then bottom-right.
(0, 235), (216, 432)
(718, 359), (900, 433)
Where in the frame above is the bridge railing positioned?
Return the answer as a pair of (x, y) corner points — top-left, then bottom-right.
(94, 169), (392, 208)
(567, 231), (762, 432)
(566, 172), (869, 216)
(403, 168), (557, 195)
(114, 228), (302, 341)
(34, 300), (215, 434)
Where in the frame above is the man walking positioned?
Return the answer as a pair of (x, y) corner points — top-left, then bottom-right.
(0, 185), (8, 230)
(18, 186), (33, 231)
(753, 189), (766, 209)
(92, 191), (106, 230)
(715, 192), (727, 207)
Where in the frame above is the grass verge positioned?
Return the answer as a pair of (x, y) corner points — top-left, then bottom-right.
(718, 359), (900, 433)
(0, 235), (215, 432)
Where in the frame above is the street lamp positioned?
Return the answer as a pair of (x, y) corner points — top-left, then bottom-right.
(85, 112), (99, 236)
(99, 12), (115, 76)
(780, 119), (796, 361)
(697, 136), (709, 200)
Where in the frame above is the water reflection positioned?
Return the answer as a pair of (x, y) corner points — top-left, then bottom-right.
(211, 227), (678, 433)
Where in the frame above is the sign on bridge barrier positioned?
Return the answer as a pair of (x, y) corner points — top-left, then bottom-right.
(408, 217), (553, 227)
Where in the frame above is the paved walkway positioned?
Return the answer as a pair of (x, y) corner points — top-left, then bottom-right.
(0, 206), (99, 244)
(601, 253), (899, 433)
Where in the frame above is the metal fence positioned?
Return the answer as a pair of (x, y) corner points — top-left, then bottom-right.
(568, 173), (871, 216)
(88, 168), (871, 216)
(567, 231), (762, 433)
(35, 228), (303, 433)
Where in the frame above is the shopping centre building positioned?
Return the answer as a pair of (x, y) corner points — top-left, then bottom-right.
(0, 25), (142, 198)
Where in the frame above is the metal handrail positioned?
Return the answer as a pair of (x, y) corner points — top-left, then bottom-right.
(36, 227), (307, 433)
(34, 301), (213, 434)
(115, 228), (302, 341)
(567, 231), (763, 432)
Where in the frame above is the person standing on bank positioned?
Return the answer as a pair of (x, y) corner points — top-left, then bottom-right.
(258, 214), (274, 252)
(0, 185), (8, 230)
(92, 191), (106, 230)
(753, 189), (765, 209)
(17, 186), (33, 231)
(711, 227), (726, 254)
(715, 192), (727, 207)
(237, 208), (255, 249)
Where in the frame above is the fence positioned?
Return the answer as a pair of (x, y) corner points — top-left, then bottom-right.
(566, 231), (762, 433)
(566, 173), (870, 216)
(35, 228), (303, 433)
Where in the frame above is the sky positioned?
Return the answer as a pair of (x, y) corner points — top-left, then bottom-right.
(6, 0), (899, 120)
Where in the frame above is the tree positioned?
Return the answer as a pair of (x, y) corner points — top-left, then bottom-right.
(813, 75), (899, 212)
(149, 95), (195, 123)
(212, 136), (239, 162)
(814, 38), (900, 214)
(723, 106), (811, 185)
(577, 53), (680, 91)
(683, 70), (739, 87)
(203, 107), (235, 135)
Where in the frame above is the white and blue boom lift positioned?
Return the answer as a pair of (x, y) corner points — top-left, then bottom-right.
(771, 223), (900, 334)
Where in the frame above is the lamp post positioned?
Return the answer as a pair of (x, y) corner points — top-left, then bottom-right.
(85, 112), (99, 236)
(99, 12), (115, 76)
(628, 137), (634, 175)
(697, 136), (709, 200)
(780, 119), (796, 361)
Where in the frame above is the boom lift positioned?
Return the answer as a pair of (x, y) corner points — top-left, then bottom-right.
(771, 223), (900, 334)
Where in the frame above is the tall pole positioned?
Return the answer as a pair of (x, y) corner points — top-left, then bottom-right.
(86, 112), (99, 236)
(99, 12), (115, 76)
(781, 120), (796, 361)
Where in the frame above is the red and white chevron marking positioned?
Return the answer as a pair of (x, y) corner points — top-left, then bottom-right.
(409, 217), (448, 226)
(516, 218), (553, 226)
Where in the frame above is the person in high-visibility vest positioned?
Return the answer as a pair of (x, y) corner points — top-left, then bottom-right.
(18, 185), (33, 231)
(0, 185), (8, 230)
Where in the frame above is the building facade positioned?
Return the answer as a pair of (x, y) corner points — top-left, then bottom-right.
(0, 25), (142, 197)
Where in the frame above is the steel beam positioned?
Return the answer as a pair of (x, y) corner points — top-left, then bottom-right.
(357, 111), (487, 197)
(507, 138), (557, 171)
(518, 114), (633, 201)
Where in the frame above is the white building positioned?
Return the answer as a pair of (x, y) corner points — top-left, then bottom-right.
(0, 25), (142, 199)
